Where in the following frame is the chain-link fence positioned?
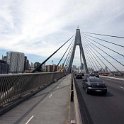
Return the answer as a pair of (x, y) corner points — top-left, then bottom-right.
(0, 72), (65, 107)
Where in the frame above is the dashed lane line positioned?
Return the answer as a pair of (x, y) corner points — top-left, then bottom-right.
(25, 115), (34, 124)
(49, 94), (52, 98)
(101, 76), (124, 81)
(120, 86), (124, 89)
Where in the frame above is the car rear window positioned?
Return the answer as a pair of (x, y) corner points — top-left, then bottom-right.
(89, 78), (103, 82)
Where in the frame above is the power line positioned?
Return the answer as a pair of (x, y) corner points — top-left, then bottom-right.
(63, 42), (74, 72)
(85, 46), (104, 69)
(84, 37), (124, 67)
(85, 53), (97, 71)
(63, 42), (73, 66)
(86, 59), (95, 71)
(83, 46), (99, 71)
(65, 53), (73, 70)
(85, 36), (124, 58)
(83, 37), (120, 72)
(85, 51), (100, 71)
(57, 39), (74, 66)
(83, 32), (124, 38)
(32, 35), (74, 73)
(83, 33), (124, 48)
(83, 40), (111, 72)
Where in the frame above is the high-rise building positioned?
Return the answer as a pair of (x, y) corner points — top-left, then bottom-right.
(30, 62), (34, 70)
(2, 55), (7, 62)
(6, 51), (25, 73)
(24, 56), (30, 71)
(0, 60), (9, 74)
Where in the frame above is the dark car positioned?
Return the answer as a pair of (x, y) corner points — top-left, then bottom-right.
(90, 73), (99, 78)
(83, 76), (107, 95)
(75, 73), (83, 79)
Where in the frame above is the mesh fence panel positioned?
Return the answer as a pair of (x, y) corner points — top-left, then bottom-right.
(0, 72), (65, 107)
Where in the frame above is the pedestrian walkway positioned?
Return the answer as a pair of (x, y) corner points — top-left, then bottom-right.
(0, 74), (71, 124)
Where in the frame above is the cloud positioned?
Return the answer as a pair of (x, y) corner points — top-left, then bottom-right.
(0, 0), (124, 70)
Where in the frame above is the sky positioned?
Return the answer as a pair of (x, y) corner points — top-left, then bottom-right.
(0, 0), (124, 71)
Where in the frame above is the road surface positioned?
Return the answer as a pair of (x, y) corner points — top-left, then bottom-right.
(75, 76), (124, 124)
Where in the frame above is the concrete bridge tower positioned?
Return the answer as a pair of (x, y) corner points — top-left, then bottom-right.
(68, 28), (89, 73)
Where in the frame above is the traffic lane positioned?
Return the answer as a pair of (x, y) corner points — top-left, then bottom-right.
(101, 77), (124, 93)
(100, 76), (124, 81)
(101, 77), (124, 86)
(76, 79), (124, 124)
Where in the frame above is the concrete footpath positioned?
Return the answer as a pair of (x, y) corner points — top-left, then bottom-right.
(0, 74), (72, 124)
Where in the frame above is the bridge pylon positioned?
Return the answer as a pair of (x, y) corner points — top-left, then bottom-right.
(68, 28), (89, 74)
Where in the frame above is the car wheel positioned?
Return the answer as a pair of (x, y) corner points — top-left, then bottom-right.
(103, 91), (107, 95)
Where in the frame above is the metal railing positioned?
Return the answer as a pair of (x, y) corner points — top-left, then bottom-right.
(0, 72), (65, 107)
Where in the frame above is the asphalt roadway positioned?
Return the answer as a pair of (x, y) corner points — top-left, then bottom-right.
(75, 76), (124, 124)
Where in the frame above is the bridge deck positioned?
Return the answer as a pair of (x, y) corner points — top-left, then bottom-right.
(0, 75), (71, 124)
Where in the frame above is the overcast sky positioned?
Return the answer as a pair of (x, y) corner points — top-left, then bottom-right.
(0, 0), (124, 70)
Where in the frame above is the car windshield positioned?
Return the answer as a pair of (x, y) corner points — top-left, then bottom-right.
(89, 78), (103, 83)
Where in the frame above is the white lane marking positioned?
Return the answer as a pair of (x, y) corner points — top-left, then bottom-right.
(101, 76), (124, 81)
(70, 120), (76, 124)
(49, 94), (52, 98)
(25, 115), (34, 124)
(120, 86), (124, 89)
(57, 86), (59, 89)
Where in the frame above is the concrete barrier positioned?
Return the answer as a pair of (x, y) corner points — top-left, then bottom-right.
(73, 78), (83, 124)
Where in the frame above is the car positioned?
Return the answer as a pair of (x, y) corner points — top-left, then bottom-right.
(83, 76), (107, 95)
(75, 73), (83, 79)
(89, 73), (99, 78)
